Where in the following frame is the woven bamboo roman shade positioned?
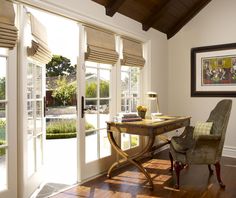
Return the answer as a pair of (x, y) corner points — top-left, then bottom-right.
(0, 0), (18, 49)
(121, 37), (145, 67)
(85, 26), (118, 65)
(27, 13), (52, 64)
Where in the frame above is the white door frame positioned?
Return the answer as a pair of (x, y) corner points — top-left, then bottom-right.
(0, 48), (18, 198)
(17, 5), (46, 198)
(77, 24), (117, 182)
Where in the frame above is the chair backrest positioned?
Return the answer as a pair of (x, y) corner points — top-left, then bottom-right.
(207, 99), (232, 159)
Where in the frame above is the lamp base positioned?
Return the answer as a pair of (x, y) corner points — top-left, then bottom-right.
(151, 112), (163, 121)
(151, 112), (163, 116)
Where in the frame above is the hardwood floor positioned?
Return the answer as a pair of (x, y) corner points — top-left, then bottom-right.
(52, 149), (236, 198)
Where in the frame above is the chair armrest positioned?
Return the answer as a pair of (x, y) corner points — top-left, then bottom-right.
(196, 134), (221, 141)
(179, 126), (194, 138)
(190, 134), (221, 153)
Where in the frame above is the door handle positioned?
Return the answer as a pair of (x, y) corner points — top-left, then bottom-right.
(44, 96), (46, 117)
(81, 96), (87, 118)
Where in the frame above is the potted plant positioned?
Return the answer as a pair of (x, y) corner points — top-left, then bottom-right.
(137, 105), (147, 119)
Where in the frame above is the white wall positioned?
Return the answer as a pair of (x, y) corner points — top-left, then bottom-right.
(168, 0), (236, 157)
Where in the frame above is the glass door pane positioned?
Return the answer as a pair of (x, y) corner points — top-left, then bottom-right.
(0, 148), (6, 191)
(0, 56), (7, 191)
(27, 62), (44, 177)
(0, 104), (6, 142)
(85, 62), (111, 163)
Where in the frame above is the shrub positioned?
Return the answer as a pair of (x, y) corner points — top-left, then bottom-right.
(0, 120), (6, 128)
(0, 121), (6, 140)
(131, 135), (138, 147)
(52, 76), (76, 106)
(85, 122), (95, 131)
(0, 77), (5, 100)
(86, 80), (109, 99)
(0, 140), (6, 156)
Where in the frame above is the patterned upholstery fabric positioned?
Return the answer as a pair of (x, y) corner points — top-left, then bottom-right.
(193, 122), (213, 139)
(170, 99), (232, 165)
(171, 126), (194, 153)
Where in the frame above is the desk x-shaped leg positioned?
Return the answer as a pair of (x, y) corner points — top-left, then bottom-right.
(107, 130), (155, 189)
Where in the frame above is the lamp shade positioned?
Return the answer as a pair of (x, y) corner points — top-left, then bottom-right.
(146, 91), (161, 114)
(147, 91), (157, 100)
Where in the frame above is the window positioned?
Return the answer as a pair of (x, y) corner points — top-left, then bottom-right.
(121, 66), (141, 150)
(85, 61), (112, 162)
(121, 66), (141, 112)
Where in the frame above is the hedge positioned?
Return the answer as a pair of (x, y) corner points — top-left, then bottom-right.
(47, 120), (76, 134)
(46, 133), (76, 139)
(46, 119), (95, 139)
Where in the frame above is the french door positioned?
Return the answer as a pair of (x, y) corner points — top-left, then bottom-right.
(18, 7), (46, 197)
(78, 60), (116, 180)
(77, 27), (143, 181)
(25, 60), (45, 195)
(0, 48), (17, 198)
(77, 62), (143, 180)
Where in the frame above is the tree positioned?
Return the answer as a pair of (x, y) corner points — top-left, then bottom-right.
(46, 55), (76, 77)
(100, 80), (109, 98)
(85, 80), (109, 98)
(0, 77), (5, 100)
(52, 76), (76, 106)
(85, 80), (109, 105)
(86, 82), (97, 98)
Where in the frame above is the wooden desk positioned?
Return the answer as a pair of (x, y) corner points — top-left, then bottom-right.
(106, 116), (191, 189)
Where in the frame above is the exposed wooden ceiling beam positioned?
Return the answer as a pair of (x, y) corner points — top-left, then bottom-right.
(167, 0), (212, 39)
(105, 0), (126, 17)
(142, 0), (172, 31)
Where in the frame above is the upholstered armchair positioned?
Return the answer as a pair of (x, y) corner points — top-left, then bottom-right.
(169, 99), (232, 189)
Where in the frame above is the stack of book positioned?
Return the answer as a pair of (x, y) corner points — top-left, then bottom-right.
(121, 113), (142, 122)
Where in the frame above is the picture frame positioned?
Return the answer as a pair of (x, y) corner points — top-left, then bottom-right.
(191, 43), (236, 97)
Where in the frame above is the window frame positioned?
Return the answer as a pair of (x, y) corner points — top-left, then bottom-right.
(120, 66), (141, 113)
(119, 65), (143, 151)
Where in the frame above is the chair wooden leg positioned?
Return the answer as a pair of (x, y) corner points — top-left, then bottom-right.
(174, 161), (184, 189)
(214, 161), (225, 188)
(208, 164), (214, 175)
(169, 151), (173, 172)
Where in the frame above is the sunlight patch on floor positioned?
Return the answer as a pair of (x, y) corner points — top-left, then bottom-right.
(143, 159), (171, 170)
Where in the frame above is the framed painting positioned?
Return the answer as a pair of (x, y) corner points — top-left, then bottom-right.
(191, 43), (236, 97)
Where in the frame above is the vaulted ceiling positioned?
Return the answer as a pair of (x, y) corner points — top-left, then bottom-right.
(92, 0), (212, 39)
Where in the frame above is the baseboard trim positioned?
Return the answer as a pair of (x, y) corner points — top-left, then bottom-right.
(222, 146), (236, 158)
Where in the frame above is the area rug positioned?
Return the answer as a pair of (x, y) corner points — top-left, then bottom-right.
(36, 183), (69, 198)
